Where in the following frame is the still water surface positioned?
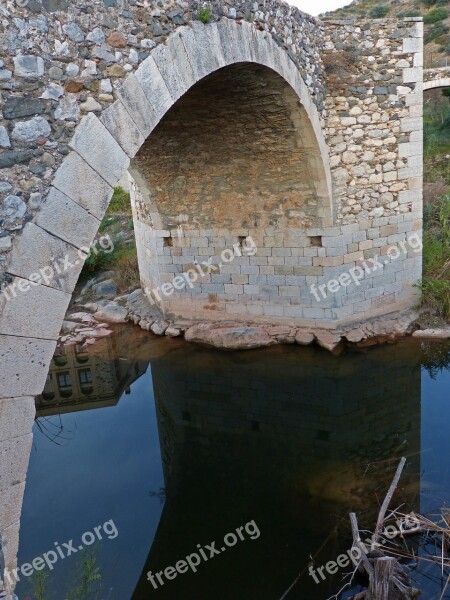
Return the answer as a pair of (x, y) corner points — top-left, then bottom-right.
(15, 328), (450, 599)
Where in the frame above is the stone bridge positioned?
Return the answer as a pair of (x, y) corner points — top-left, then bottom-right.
(0, 4), (428, 397)
(423, 66), (450, 91)
(0, 0), (443, 593)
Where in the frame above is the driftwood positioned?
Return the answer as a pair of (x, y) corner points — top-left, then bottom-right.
(374, 457), (407, 545)
(349, 458), (421, 600)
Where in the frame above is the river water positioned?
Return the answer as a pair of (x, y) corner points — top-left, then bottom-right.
(14, 328), (450, 599)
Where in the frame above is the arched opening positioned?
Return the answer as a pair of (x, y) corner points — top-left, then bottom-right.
(129, 62), (330, 321)
(422, 83), (450, 319)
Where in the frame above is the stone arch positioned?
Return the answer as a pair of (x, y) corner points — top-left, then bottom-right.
(423, 77), (450, 91)
(1, 18), (333, 400)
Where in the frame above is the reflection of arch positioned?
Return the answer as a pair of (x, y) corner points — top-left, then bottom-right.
(1, 18), (333, 401)
(423, 77), (450, 90)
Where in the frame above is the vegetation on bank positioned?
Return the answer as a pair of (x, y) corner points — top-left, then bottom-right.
(419, 87), (450, 319)
(28, 548), (109, 600)
(322, 0), (450, 66)
(80, 186), (140, 294)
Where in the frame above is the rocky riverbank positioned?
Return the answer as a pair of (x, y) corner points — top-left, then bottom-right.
(60, 284), (450, 353)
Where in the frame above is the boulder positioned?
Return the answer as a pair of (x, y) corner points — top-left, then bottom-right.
(151, 320), (169, 335)
(94, 302), (128, 323)
(93, 280), (117, 299)
(83, 302), (99, 313)
(344, 327), (366, 343)
(165, 326), (181, 337)
(265, 326), (296, 343)
(412, 328), (450, 339)
(295, 330), (315, 345)
(60, 320), (79, 334)
(65, 312), (97, 324)
(184, 324), (275, 350)
(86, 328), (113, 338)
(314, 330), (343, 353)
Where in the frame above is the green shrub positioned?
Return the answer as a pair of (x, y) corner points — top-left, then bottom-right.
(369, 4), (389, 17)
(425, 23), (450, 43)
(424, 7), (449, 23)
(109, 186), (131, 212)
(438, 41), (450, 54)
(398, 9), (422, 17)
(419, 277), (450, 318)
(419, 195), (450, 319)
(198, 7), (212, 23)
(423, 0), (437, 6)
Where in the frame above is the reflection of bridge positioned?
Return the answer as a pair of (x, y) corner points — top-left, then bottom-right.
(131, 342), (422, 599)
(1, 334), (423, 599)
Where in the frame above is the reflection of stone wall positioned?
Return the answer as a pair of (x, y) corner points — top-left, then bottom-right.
(132, 343), (421, 599)
(153, 343), (421, 466)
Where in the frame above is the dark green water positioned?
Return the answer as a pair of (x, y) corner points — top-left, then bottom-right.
(15, 328), (450, 599)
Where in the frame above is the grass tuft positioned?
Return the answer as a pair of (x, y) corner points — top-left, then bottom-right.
(198, 7), (212, 23)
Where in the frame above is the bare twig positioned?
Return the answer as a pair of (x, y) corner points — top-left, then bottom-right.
(350, 512), (374, 577)
(374, 457), (407, 544)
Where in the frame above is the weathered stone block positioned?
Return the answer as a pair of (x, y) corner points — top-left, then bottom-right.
(0, 275), (70, 339)
(402, 38), (421, 53)
(7, 223), (84, 294)
(69, 113), (129, 187)
(52, 151), (113, 220)
(398, 141), (422, 158)
(151, 43), (189, 101)
(166, 27), (197, 91)
(0, 335), (55, 399)
(190, 22), (226, 75)
(178, 24), (212, 81)
(403, 67), (422, 83)
(135, 56), (173, 121)
(400, 117), (422, 132)
(0, 397), (35, 442)
(115, 73), (158, 138)
(0, 126), (10, 149)
(101, 99), (145, 157)
(0, 481), (26, 531)
(0, 434), (32, 493)
(36, 187), (100, 249)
